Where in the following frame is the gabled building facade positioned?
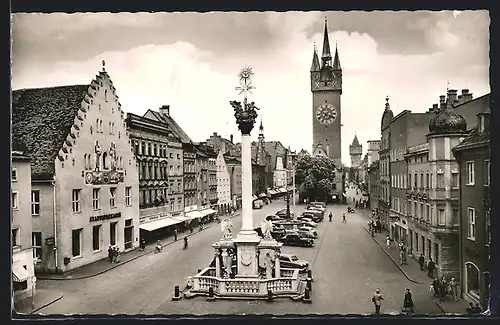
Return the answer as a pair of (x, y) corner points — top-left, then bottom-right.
(216, 150), (231, 214)
(12, 65), (140, 273)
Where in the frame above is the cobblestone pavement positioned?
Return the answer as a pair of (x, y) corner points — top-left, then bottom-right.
(36, 201), (445, 315)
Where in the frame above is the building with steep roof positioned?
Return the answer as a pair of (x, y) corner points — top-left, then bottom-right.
(216, 150), (232, 214)
(11, 149), (35, 302)
(12, 64), (140, 273)
(349, 135), (363, 168)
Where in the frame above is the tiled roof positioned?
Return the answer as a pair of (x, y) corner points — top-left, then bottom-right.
(452, 127), (490, 152)
(12, 85), (88, 180)
(146, 110), (192, 144)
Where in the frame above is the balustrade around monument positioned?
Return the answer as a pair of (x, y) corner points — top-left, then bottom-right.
(192, 267), (300, 296)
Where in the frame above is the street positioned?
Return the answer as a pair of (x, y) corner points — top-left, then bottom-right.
(36, 200), (442, 315)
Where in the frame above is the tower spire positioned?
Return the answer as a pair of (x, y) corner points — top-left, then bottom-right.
(310, 43), (320, 72)
(322, 17), (332, 60)
(333, 42), (341, 70)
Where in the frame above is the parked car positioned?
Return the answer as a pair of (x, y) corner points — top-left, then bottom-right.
(276, 209), (294, 218)
(298, 226), (318, 238)
(298, 218), (317, 228)
(308, 206), (326, 216)
(300, 210), (323, 222)
(267, 215), (284, 222)
(279, 253), (309, 272)
(309, 201), (326, 209)
(278, 233), (314, 247)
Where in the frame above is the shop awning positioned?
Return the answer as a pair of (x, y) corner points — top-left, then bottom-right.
(172, 215), (192, 222)
(201, 208), (217, 216)
(186, 210), (204, 220)
(12, 265), (30, 282)
(139, 217), (181, 232)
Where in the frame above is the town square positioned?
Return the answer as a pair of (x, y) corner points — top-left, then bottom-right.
(10, 10), (491, 316)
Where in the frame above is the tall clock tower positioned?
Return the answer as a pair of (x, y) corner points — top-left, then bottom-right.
(310, 18), (342, 166)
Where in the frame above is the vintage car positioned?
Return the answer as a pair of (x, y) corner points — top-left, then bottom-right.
(279, 253), (309, 272)
(300, 210), (323, 223)
(298, 226), (318, 238)
(278, 233), (314, 247)
(275, 209), (294, 218)
(267, 215), (284, 222)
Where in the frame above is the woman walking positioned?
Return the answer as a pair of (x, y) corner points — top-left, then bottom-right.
(403, 288), (414, 313)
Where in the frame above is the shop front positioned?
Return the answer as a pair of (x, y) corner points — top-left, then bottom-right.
(139, 206), (184, 243)
(390, 213), (408, 244)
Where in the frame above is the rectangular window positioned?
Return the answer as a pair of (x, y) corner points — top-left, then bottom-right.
(426, 173), (430, 189)
(32, 232), (42, 262)
(484, 160), (490, 186)
(92, 225), (101, 252)
(420, 174), (424, 189)
(467, 208), (475, 240)
(427, 239), (432, 260)
(451, 173), (459, 188)
(92, 188), (100, 210)
(12, 191), (19, 210)
(486, 210), (491, 246)
(420, 203), (424, 219)
(177, 198), (182, 211)
(466, 161), (475, 185)
(438, 209), (445, 225)
(12, 228), (19, 247)
(31, 190), (40, 215)
(452, 208), (459, 225)
(109, 187), (117, 208)
(110, 222), (117, 246)
(125, 187), (132, 206)
(12, 168), (17, 182)
(72, 228), (82, 257)
(72, 189), (81, 213)
(414, 173), (417, 188)
(170, 199), (174, 212)
(426, 205), (430, 220)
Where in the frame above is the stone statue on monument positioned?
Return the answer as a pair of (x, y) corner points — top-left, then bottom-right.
(109, 141), (117, 170)
(260, 218), (273, 240)
(220, 218), (233, 240)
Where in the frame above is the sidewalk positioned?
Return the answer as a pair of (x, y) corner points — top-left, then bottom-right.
(38, 212), (241, 281)
(13, 289), (64, 315)
(436, 298), (471, 314)
(359, 209), (470, 314)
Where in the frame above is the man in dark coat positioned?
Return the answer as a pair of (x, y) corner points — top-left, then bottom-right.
(427, 258), (436, 278)
(108, 245), (114, 263)
(418, 254), (425, 271)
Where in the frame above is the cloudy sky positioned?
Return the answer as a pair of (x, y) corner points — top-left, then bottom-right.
(12, 11), (490, 165)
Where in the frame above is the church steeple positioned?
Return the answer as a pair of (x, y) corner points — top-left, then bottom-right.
(333, 43), (341, 70)
(321, 17), (332, 68)
(310, 44), (320, 72)
(258, 118), (265, 141)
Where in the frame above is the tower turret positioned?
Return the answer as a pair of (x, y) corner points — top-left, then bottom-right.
(321, 17), (332, 68)
(349, 134), (363, 168)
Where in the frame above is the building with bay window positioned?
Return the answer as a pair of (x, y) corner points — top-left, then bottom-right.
(453, 110), (490, 309)
(11, 147), (35, 302)
(12, 64), (140, 273)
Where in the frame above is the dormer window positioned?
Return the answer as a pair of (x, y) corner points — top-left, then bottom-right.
(480, 115), (485, 133)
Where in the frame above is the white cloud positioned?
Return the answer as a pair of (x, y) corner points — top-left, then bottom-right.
(12, 13), (490, 166)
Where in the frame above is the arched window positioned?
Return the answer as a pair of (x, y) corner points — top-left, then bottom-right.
(100, 120), (103, 133)
(102, 152), (108, 170)
(465, 262), (480, 298)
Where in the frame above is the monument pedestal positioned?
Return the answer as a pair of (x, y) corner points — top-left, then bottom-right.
(233, 234), (261, 278)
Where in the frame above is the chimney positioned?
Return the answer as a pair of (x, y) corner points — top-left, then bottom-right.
(230, 134), (233, 143)
(462, 89), (473, 102)
(213, 132), (217, 136)
(447, 89), (458, 105)
(439, 95), (446, 109)
(159, 105), (170, 116)
(432, 104), (438, 111)
(478, 112), (490, 133)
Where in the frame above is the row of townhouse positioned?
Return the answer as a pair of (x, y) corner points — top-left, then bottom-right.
(366, 89), (491, 308)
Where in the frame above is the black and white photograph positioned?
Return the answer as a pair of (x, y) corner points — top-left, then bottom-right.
(10, 10), (491, 316)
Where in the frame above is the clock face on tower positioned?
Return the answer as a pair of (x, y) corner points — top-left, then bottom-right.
(316, 103), (337, 125)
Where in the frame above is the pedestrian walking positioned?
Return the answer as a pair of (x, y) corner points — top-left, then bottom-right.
(466, 302), (475, 315)
(113, 247), (120, 263)
(140, 238), (146, 251)
(372, 289), (384, 315)
(155, 240), (162, 253)
(173, 229), (178, 241)
(189, 225), (194, 234)
(328, 212), (333, 222)
(342, 213), (346, 223)
(403, 288), (414, 313)
(183, 236), (189, 250)
(108, 245), (114, 263)
(418, 254), (425, 271)
(427, 258), (436, 278)
(402, 243), (408, 264)
(473, 303), (482, 314)
(438, 280), (447, 302)
(449, 278), (459, 302)
(398, 242), (404, 265)
(386, 236), (391, 250)
(431, 278), (440, 297)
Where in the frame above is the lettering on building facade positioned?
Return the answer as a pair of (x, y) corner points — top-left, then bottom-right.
(90, 212), (122, 222)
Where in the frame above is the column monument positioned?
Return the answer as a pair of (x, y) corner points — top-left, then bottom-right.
(230, 66), (261, 277)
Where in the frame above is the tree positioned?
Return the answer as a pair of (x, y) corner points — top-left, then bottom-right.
(295, 155), (337, 202)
